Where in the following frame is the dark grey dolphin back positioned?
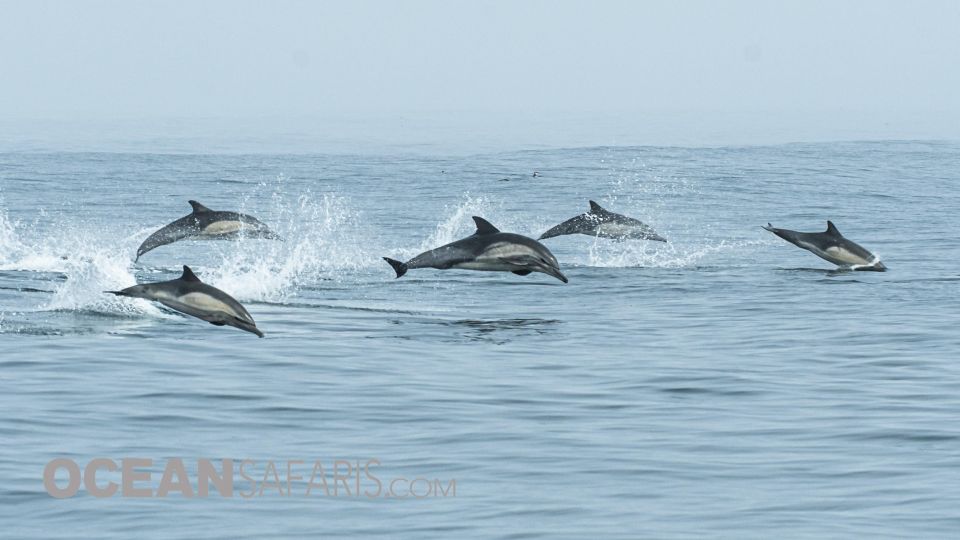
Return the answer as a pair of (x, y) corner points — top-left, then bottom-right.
(174, 265), (255, 322)
(763, 220), (886, 271)
(166, 265), (262, 336)
(135, 200), (281, 260)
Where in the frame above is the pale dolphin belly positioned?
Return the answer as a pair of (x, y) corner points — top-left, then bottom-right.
(594, 223), (634, 238)
(452, 260), (521, 271)
(178, 292), (243, 319)
(452, 242), (538, 271)
(201, 220), (246, 236)
(824, 246), (873, 266)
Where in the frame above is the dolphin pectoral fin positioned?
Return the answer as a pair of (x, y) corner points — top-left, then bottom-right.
(383, 257), (408, 278)
(512, 270), (532, 276)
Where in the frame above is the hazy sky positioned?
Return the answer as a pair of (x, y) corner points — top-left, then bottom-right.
(0, 1), (958, 147)
(1, 0), (957, 116)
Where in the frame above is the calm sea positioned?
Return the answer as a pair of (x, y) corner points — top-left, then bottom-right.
(1, 137), (959, 538)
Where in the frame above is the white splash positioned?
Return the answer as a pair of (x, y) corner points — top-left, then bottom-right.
(418, 194), (495, 251)
(0, 208), (26, 267)
(203, 191), (377, 302)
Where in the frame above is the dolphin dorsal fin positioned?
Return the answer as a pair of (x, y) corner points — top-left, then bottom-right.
(826, 221), (841, 236)
(180, 265), (202, 283)
(588, 200), (606, 214)
(188, 200), (212, 213)
(472, 216), (500, 235)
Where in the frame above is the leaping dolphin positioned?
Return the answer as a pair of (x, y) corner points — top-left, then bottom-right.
(106, 265), (264, 337)
(383, 216), (568, 283)
(763, 221), (886, 271)
(135, 200), (281, 261)
(539, 200), (666, 242)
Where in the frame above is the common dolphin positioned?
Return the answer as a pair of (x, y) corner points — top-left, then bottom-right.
(383, 216), (568, 283)
(106, 265), (264, 337)
(135, 200), (281, 261)
(539, 200), (666, 242)
(763, 221), (886, 271)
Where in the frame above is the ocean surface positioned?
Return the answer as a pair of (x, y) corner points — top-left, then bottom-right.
(1, 139), (959, 538)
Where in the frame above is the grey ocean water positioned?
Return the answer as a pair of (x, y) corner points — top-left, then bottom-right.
(1, 137), (959, 538)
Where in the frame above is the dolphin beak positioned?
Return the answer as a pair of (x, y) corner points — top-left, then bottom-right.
(544, 266), (569, 283)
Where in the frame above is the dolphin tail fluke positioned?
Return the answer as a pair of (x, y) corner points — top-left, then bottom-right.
(538, 224), (565, 240)
(262, 229), (283, 241)
(383, 257), (408, 278)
